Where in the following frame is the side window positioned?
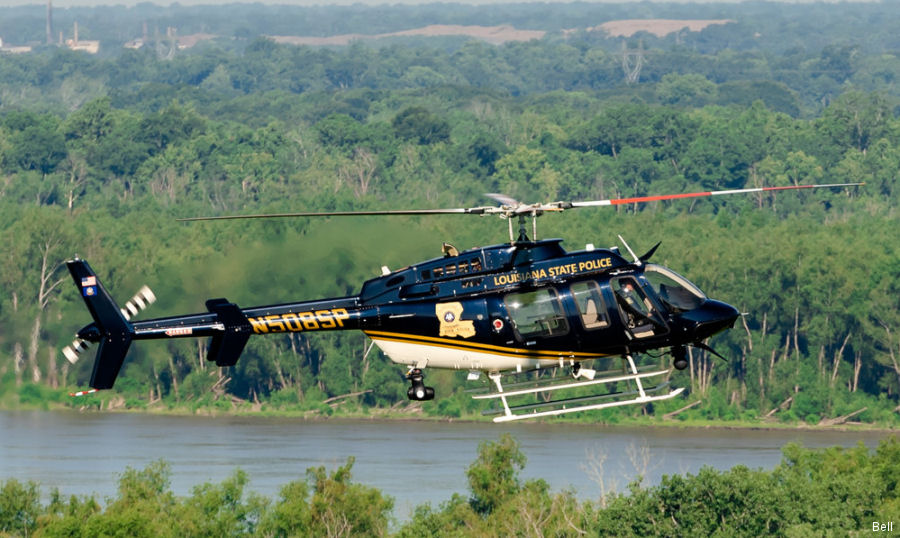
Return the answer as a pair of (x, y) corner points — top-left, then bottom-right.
(570, 281), (609, 330)
(504, 288), (569, 339)
(613, 277), (658, 338)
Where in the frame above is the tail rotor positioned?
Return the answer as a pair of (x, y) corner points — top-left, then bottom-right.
(62, 337), (92, 364)
(62, 284), (156, 365)
(120, 286), (156, 322)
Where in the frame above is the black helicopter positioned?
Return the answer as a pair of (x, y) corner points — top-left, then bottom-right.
(64, 183), (860, 422)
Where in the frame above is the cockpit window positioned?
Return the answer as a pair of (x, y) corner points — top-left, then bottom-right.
(504, 288), (569, 339)
(643, 264), (707, 312)
(613, 277), (654, 335)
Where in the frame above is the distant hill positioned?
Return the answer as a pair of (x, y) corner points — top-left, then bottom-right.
(594, 19), (735, 38)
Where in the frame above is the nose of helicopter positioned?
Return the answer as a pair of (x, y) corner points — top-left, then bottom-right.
(679, 299), (741, 341)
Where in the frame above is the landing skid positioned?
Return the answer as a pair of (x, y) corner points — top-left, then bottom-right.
(473, 355), (684, 423)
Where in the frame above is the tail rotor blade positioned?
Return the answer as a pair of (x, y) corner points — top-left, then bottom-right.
(62, 338), (92, 364)
(120, 285), (156, 321)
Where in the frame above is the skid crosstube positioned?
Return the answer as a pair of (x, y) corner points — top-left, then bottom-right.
(473, 356), (682, 423)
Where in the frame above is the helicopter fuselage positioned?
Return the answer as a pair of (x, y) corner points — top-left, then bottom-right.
(63, 181), (859, 418)
(105, 239), (738, 378)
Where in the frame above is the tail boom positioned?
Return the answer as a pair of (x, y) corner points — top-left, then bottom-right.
(67, 258), (375, 390)
(127, 298), (374, 368)
(128, 297), (373, 341)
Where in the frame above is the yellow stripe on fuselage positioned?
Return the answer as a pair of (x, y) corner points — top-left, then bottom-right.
(363, 330), (607, 360)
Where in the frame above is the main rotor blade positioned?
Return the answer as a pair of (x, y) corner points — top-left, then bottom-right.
(568, 182), (864, 208)
(179, 183), (863, 222)
(178, 207), (491, 221)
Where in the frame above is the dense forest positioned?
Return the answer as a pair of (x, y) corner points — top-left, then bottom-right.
(0, 2), (900, 117)
(0, 1), (898, 426)
(2, 434), (899, 536)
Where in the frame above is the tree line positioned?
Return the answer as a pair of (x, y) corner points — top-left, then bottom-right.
(0, 11), (898, 425)
(2, 434), (898, 536)
(2, 2), (900, 119)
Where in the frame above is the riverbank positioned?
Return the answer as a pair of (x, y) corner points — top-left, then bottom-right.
(4, 384), (897, 434)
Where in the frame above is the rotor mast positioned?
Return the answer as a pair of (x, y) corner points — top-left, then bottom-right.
(507, 211), (541, 243)
(508, 212), (538, 243)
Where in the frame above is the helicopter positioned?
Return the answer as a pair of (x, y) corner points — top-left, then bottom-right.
(63, 182), (861, 422)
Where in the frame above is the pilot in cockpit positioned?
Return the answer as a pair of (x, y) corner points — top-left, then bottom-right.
(616, 280), (655, 337)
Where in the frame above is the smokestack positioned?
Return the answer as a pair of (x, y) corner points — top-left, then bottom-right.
(46, 0), (53, 45)
(74, 21), (78, 44)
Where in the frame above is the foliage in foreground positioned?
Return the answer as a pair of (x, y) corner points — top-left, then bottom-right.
(1, 433), (898, 537)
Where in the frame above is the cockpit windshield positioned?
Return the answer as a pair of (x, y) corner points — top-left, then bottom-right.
(643, 264), (707, 312)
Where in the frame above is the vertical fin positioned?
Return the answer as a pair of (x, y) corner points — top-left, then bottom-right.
(66, 259), (134, 389)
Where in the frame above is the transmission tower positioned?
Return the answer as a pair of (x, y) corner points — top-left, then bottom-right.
(46, 0), (53, 45)
(621, 40), (646, 84)
(155, 25), (176, 60)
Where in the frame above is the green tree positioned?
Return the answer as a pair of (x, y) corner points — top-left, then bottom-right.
(0, 478), (41, 536)
(61, 97), (116, 146)
(392, 106), (450, 145)
(2, 111), (66, 176)
(305, 457), (394, 537)
(40, 489), (102, 536)
(818, 43), (859, 83)
(567, 104), (657, 158)
(80, 460), (179, 537)
(137, 101), (207, 156)
(179, 469), (268, 537)
(492, 146), (560, 201)
(716, 81), (800, 117)
(316, 113), (368, 150)
(466, 433), (526, 516)
(0, 206), (73, 386)
(656, 73), (718, 107)
(819, 91), (894, 155)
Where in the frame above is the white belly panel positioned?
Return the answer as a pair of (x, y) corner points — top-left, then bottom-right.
(369, 337), (559, 372)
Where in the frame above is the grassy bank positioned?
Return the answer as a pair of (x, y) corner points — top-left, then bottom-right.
(4, 381), (897, 433)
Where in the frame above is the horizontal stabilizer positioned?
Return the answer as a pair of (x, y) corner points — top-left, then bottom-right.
(205, 298), (252, 366)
